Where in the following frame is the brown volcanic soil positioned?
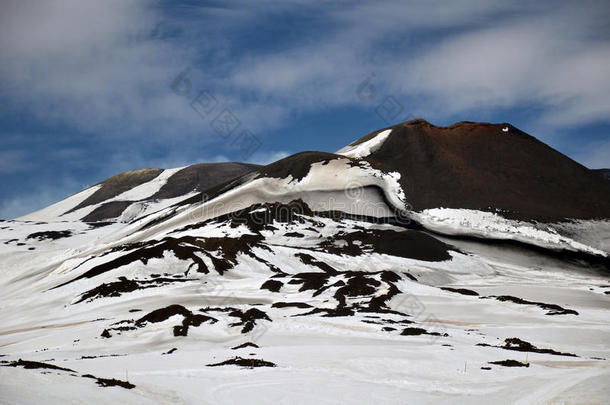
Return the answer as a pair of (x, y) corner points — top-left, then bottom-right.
(361, 119), (610, 222)
(151, 162), (259, 200)
(65, 168), (163, 214)
(81, 201), (134, 222)
(64, 163), (259, 221)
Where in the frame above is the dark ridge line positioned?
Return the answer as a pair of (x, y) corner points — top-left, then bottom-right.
(347, 119), (508, 147)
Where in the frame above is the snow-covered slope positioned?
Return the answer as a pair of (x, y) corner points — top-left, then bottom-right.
(1, 120), (609, 404)
(336, 128), (392, 158)
(17, 162), (260, 223)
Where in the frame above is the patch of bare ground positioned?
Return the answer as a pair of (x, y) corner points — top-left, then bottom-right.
(489, 359), (530, 367)
(482, 295), (578, 315)
(441, 287), (479, 296)
(477, 337), (577, 357)
(206, 356), (276, 368)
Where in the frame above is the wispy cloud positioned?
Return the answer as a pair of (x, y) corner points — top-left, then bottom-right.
(247, 150), (291, 165)
(0, 0), (201, 137)
(0, 150), (31, 173)
(223, 0), (610, 129)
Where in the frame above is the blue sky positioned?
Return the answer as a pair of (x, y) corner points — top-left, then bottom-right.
(1, 0), (609, 219)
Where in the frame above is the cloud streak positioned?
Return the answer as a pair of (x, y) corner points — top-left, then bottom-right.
(223, 0), (610, 128)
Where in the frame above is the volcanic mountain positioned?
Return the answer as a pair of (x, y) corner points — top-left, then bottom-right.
(20, 162), (259, 223)
(1, 120), (609, 404)
(346, 119), (610, 221)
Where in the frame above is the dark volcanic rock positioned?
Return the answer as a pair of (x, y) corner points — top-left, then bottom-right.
(3, 359), (75, 372)
(54, 234), (266, 288)
(228, 308), (271, 333)
(271, 302), (313, 309)
(135, 304), (217, 337)
(26, 230), (73, 241)
(400, 327), (447, 337)
(231, 342), (260, 350)
(206, 356), (276, 368)
(260, 280), (283, 292)
(319, 229), (453, 262)
(489, 359), (530, 367)
(485, 295), (578, 316)
(441, 287), (479, 296)
(74, 276), (193, 303)
(477, 337), (577, 357)
(82, 374), (135, 389)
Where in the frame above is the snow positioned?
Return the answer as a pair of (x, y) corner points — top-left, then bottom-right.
(336, 129), (392, 159)
(2, 148), (609, 404)
(412, 208), (607, 256)
(15, 166), (188, 223)
(1, 206), (609, 404)
(110, 166), (186, 202)
(16, 184), (102, 222)
(120, 158), (408, 245)
(116, 192), (199, 223)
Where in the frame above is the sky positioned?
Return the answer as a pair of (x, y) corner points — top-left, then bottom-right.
(1, 0), (610, 219)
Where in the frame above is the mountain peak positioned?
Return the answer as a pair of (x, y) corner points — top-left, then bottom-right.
(341, 121), (610, 222)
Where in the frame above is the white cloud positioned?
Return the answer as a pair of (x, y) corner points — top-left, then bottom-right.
(246, 150), (291, 165)
(224, 0), (610, 129)
(5, 0), (608, 143)
(404, 14), (610, 127)
(0, 0), (202, 138)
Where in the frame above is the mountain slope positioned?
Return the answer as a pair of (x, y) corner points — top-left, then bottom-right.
(345, 119), (610, 222)
(595, 168), (610, 181)
(1, 120), (609, 405)
(18, 162), (260, 223)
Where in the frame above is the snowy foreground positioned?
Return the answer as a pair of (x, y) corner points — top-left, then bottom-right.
(1, 126), (609, 404)
(1, 206), (609, 404)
